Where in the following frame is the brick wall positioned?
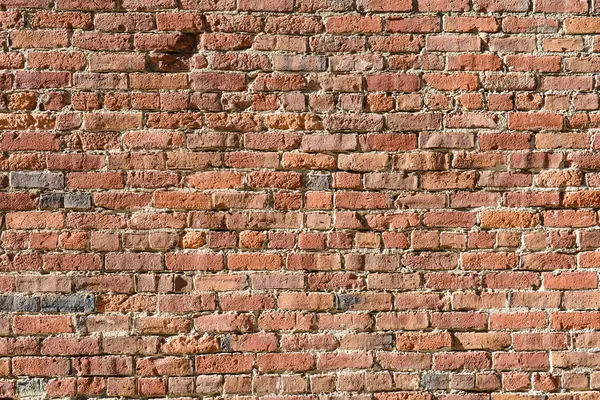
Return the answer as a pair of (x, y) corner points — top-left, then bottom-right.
(1, 0), (600, 398)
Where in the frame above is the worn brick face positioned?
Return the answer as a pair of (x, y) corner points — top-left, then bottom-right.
(0, 0), (600, 397)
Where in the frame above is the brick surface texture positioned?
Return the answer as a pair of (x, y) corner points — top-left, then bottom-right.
(2, 0), (600, 398)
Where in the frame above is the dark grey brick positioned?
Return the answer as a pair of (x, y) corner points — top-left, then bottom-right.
(0, 295), (38, 312)
(39, 192), (63, 209)
(74, 316), (88, 333)
(41, 294), (95, 313)
(221, 335), (231, 351)
(335, 294), (360, 310)
(10, 172), (64, 189)
(306, 174), (331, 190)
(64, 192), (92, 209)
(422, 373), (449, 390)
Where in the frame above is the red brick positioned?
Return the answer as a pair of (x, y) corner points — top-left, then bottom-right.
(386, 16), (440, 33)
(258, 353), (314, 372)
(448, 54), (501, 71)
(418, 0), (469, 11)
(506, 55), (561, 72)
(543, 271), (598, 290)
(522, 253), (575, 270)
(493, 352), (549, 371)
(509, 112), (564, 131)
(513, 333), (567, 351)
(13, 357), (70, 376)
(195, 354), (254, 374)
(424, 73), (478, 90)
(431, 312), (487, 330)
(474, 0), (529, 11)
(14, 315), (73, 334)
(480, 211), (538, 228)
(543, 210), (596, 227)
(534, 0), (587, 13)
(422, 171), (476, 190)
(542, 76), (593, 91)
(454, 332), (511, 350)
(462, 252), (518, 270)
(317, 351), (374, 369)
(426, 35), (480, 52)
(490, 312), (547, 329)
(325, 16), (382, 33)
(434, 352), (490, 370)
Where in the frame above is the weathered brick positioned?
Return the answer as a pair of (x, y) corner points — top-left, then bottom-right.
(0, 295), (38, 312)
(10, 172), (63, 189)
(40, 294), (94, 312)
